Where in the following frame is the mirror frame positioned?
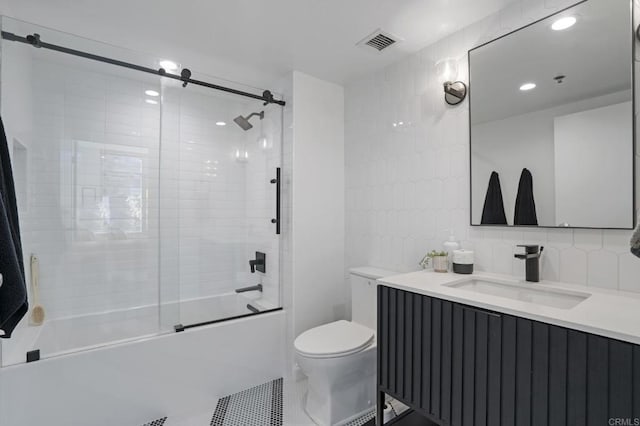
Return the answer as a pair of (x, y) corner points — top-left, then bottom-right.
(467, 0), (637, 230)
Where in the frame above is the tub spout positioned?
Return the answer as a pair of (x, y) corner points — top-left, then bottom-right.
(235, 284), (263, 293)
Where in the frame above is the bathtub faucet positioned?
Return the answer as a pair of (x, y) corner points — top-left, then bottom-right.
(235, 284), (263, 293)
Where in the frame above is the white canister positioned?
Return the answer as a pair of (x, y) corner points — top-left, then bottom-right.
(452, 249), (474, 274)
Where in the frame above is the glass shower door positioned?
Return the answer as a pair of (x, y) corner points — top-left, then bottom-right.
(0, 17), (179, 366)
(166, 83), (283, 330)
(0, 16), (283, 366)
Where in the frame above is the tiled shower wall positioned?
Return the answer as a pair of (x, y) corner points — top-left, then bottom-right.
(161, 88), (281, 304)
(17, 58), (163, 319)
(242, 104), (282, 306)
(345, 0), (640, 292)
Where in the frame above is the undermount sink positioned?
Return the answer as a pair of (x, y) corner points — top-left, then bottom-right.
(445, 278), (590, 309)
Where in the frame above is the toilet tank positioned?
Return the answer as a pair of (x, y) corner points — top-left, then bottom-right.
(350, 267), (399, 330)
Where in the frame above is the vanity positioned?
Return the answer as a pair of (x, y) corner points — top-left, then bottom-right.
(375, 272), (640, 426)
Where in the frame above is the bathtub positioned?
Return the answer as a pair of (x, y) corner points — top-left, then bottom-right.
(0, 295), (285, 426)
(1, 291), (276, 366)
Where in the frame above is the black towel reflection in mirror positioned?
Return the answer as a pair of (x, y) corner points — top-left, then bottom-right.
(514, 168), (538, 226)
(481, 171), (508, 225)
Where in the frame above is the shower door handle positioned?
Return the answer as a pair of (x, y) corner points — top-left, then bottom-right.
(270, 167), (281, 235)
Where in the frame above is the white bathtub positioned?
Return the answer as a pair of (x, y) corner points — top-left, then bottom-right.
(1, 291), (275, 366)
(0, 297), (284, 426)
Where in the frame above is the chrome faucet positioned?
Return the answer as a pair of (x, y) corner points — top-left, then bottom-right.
(514, 245), (544, 282)
(235, 284), (263, 293)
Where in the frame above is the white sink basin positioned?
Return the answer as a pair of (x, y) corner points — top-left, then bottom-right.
(445, 278), (590, 309)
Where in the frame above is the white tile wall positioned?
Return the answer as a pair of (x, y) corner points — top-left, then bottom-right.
(345, 0), (640, 292)
(17, 59), (163, 320)
(165, 88), (250, 303)
(243, 102), (282, 306)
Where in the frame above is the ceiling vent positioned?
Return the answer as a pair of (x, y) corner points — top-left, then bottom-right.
(357, 29), (401, 53)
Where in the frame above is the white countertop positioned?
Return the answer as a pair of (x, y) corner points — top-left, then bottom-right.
(378, 270), (640, 345)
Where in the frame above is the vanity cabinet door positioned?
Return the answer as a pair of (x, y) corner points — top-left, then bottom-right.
(377, 286), (640, 426)
(377, 286), (502, 426)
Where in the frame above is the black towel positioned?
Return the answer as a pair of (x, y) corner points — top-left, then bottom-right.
(0, 117), (27, 338)
(514, 168), (538, 226)
(481, 171), (508, 225)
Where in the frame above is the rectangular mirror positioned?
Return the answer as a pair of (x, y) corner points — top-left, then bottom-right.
(469, 0), (635, 229)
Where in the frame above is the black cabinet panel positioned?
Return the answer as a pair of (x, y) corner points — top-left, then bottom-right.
(515, 318), (532, 426)
(396, 291), (405, 395)
(475, 312), (489, 426)
(388, 288), (397, 394)
(440, 301), (453, 425)
(451, 304), (464, 426)
(567, 330), (587, 426)
(379, 286), (389, 391)
(412, 294), (423, 408)
(501, 315), (516, 426)
(587, 334), (609, 426)
(548, 326), (567, 426)
(610, 340), (633, 420)
(462, 308), (475, 426)
(487, 314), (502, 426)
(377, 286), (640, 426)
(531, 322), (549, 426)
(404, 292), (413, 402)
(420, 297), (432, 412)
(431, 298), (442, 419)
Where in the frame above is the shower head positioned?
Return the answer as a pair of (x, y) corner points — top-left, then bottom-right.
(233, 111), (264, 131)
(233, 116), (253, 131)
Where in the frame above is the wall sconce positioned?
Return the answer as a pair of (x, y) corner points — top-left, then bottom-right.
(436, 58), (467, 106)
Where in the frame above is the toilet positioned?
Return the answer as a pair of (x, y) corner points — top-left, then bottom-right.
(294, 267), (398, 426)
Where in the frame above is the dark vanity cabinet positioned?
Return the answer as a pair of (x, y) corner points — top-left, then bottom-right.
(377, 285), (640, 426)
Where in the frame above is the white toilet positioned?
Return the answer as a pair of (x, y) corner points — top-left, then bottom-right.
(294, 267), (398, 426)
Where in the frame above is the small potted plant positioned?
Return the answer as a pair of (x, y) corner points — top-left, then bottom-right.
(419, 250), (449, 273)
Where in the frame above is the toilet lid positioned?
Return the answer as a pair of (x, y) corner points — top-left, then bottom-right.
(294, 320), (374, 358)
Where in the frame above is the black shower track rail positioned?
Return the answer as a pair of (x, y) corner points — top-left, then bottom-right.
(1, 31), (286, 106)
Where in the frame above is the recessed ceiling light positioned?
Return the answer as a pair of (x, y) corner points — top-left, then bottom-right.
(552, 16), (577, 31)
(519, 83), (537, 91)
(216, 121), (226, 126)
(145, 99), (158, 105)
(159, 60), (178, 71)
(145, 89), (159, 97)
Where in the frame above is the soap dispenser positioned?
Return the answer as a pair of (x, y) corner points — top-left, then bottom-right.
(443, 230), (460, 271)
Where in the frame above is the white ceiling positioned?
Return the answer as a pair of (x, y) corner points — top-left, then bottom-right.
(2, 0), (516, 88)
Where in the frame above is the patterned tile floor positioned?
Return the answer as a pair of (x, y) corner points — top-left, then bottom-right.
(141, 377), (406, 426)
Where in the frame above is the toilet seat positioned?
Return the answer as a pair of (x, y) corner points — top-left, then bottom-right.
(294, 320), (374, 359)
